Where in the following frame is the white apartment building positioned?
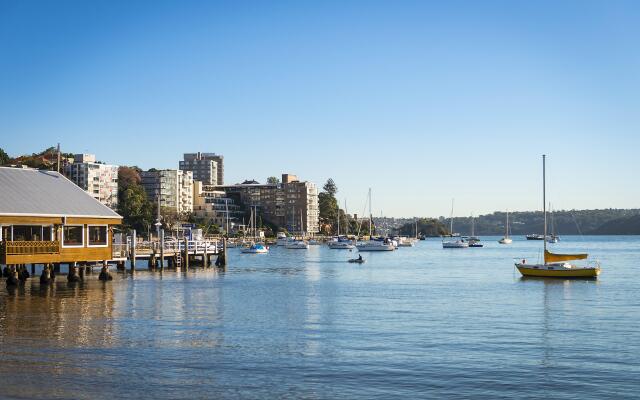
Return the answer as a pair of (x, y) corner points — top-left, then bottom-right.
(140, 169), (194, 215)
(64, 154), (119, 209)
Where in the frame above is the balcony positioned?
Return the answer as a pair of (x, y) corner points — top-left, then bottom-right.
(2, 240), (60, 256)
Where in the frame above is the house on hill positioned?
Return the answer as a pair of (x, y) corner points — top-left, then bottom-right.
(0, 167), (122, 267)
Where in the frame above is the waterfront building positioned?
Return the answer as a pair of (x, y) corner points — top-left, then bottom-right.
(179, 152), (224, 186)
(0, 167), (122, 266)
(63, 153), (119, 209)
(217, 173), (319, 234)
(140, 169), (194, 214)
(192, 181), (244, 232)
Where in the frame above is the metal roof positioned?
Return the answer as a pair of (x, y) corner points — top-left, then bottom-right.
(0, 167), (121, 219)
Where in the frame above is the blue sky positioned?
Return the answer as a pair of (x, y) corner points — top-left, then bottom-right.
(1, 1), (639, 217)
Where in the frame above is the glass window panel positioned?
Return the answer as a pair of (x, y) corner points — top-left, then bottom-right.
(12, 225), (42, 241)
(88, 226), (107, 246)
(63, 226), (84, 246)
(42, 226), (52, 241)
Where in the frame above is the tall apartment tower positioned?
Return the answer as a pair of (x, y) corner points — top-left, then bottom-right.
(179, 152), (224, 186)
(140, 169), (194, 215)
(63, 154), (119, 209)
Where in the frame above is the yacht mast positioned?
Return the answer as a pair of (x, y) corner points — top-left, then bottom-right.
(368, 188), (372, 238)
(543, 155), (547, 259)
(450, 198), (454, 235)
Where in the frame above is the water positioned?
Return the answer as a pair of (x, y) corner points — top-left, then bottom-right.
(1, 236), (639, 399)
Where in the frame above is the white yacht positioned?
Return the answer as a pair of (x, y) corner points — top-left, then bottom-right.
(241, 243), (269, 254)
(355, 189), (395, 252)
(442, 199), (468, 249)
(327, 236), (355, 249)
(357, 238), (395, 251)
(285, 240), (309, 249)
(498, 210), (513, 244)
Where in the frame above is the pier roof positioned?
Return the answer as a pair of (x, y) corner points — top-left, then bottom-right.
(0, 167), (121, 219)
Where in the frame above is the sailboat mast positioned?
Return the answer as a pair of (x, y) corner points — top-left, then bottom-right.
(450, 199), (454, 235)
(344, 199), (348, 235)
(543, 154), (547, 258)
(368, 188), (372, 237)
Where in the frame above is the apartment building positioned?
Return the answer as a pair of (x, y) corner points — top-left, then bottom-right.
(217, 173), (319, 234)
(179, 152), (224, 186)
(140, 169), (194, 215)
(192, 181), (244, 232)
(63, 153), (119, 209)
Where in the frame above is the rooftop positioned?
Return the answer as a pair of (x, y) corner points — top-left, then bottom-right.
(0, 167), (122, 219)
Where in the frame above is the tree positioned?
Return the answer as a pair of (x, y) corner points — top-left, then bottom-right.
(267, 176), (280, 184)
(318, 178), (340, 234)
(323, 178), (337, 196)
(0, 148), (11, 165)
(117, 166), (154, 234)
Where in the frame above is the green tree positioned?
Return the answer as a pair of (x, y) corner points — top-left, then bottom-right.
(318, 178), (340, 234)
(266, 176), (280, 184)
(0, 148), (11, 165)
(117, 166), (154, 233)
(323, 178), (337, 196)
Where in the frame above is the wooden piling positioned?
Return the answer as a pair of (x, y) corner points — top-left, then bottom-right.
(183, 237), (189, 270)
(160, 229), (165, 271)
(130, 229), (136, 271)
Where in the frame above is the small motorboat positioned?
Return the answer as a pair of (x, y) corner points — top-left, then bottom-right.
(241, 243), (269, 254)
(348, 257), (366, 264)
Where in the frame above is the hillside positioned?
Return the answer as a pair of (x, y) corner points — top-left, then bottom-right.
(589, 214), (640, 235)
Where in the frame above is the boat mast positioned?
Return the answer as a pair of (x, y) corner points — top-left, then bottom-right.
(471, 213), (475, 237)
(543, 154), (547, 260)
(450, 198), (454, 236)
(368, 188), (372, 238)
(505, 210), (509, 238)
(344, 199), (348, 236)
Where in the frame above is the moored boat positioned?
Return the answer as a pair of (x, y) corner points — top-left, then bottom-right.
(241, 243), (269, 254)
(515, 155), (601, 278)
(499, 210), (513, 244)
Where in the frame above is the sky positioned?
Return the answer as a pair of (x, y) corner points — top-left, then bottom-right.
(1, 0), (639, 217)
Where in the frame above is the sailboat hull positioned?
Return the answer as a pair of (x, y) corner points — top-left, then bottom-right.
(515, 263), (600, 278)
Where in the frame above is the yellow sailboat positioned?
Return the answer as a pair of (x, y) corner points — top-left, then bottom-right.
(515, 155), (601, 278)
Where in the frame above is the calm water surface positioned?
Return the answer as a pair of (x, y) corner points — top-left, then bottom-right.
(1, 236), (639, 399)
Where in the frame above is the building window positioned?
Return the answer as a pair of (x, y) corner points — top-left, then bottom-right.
(88, 225), (108, 247)
(62, 225), (84, 247)
(12, 225), (44, 241)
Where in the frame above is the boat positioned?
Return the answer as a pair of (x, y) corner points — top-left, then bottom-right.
(348, 257), (366, 264)
(515, 155), (600, 278)
(357, 237), (395, 251)
(356, 189), (395, 252)
(549, 204), (560, 243)
(526, 234), (546, 240)
(285, 240), (309, 249)
(467, 214), (483, 247)
(396, 236), (415, 247)
(276, 232), (292, 246)
(442, 199), (468, 249)
(241, 243), (269, 254)
(328, 236), (355, 249)
(308, 239), (321, 245)
(499, 210), (513, 244)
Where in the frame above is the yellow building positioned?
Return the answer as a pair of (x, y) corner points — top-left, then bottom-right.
(0, 167), (122, 266)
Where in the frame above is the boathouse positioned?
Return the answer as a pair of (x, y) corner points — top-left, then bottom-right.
(0, 167), (122, 266)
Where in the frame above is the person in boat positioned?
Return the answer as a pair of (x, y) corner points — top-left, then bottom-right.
(358, 254), (363, 261)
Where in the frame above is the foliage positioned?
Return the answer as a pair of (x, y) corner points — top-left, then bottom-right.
(117, 166), (154, 234)
(397, 218), (447, 237)
(266, 176), (280, 184)
(0, 148), (10, 165)
(323, 178), (337, 196)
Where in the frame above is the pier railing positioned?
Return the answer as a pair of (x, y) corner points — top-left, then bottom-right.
(111, 239), (221, 259)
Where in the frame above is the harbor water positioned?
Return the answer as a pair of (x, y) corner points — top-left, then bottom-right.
(1, 236), (639, 399)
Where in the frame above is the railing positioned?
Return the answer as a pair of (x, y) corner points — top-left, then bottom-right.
(3, 240), (60, 255)
(112, 240), (221, 258)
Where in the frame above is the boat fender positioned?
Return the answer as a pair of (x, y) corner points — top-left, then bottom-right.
(522, 259), (526, 264)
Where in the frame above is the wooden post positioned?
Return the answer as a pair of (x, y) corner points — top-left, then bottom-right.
(183, 237), (189, 270)
(130, 229), (136, 271)
(203, 239), (208, 268)
(160, 229), (165, 271)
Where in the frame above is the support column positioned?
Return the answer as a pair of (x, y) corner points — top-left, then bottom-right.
(67, 262), (81, 282)
(99, 260), (113, 281)
(183, 237), (189, 270)
(130, 229), (137, 271)
(40, 264), (52, 285)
